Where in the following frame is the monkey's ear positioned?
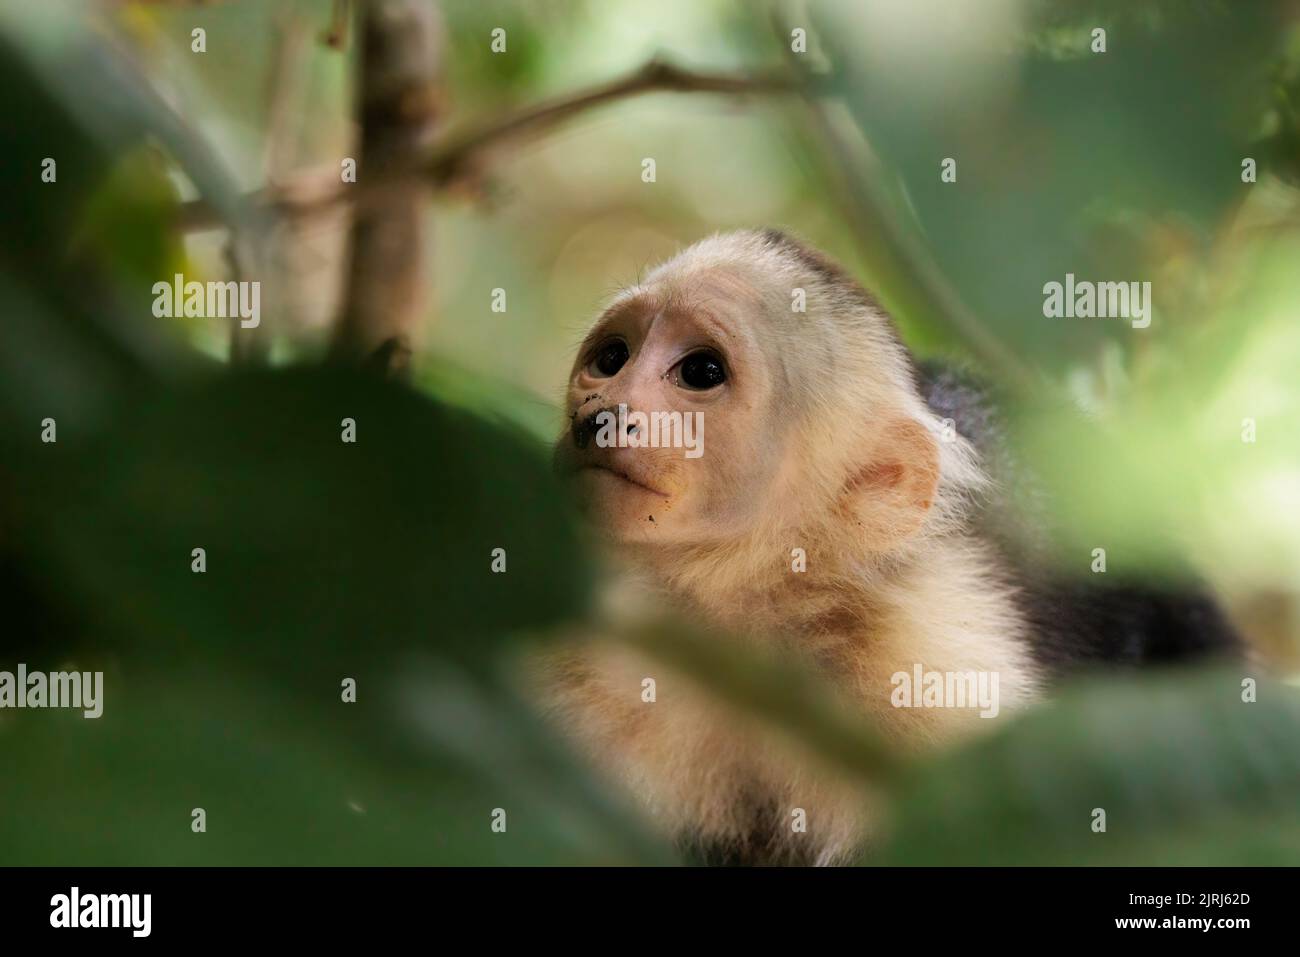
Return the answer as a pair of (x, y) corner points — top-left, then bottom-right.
(841, 418), (940, 549)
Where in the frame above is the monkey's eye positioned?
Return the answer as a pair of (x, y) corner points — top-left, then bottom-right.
(588, 339), (629, 378)
(676, 350), (727, 390)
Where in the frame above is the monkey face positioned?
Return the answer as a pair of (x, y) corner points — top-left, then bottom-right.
(555, 268), (789, 545)
(557, 232), (949, 556)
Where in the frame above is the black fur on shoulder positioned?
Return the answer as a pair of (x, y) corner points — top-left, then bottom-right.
(1020, 576), (1242, 673)
(912, 358), (1243, 678)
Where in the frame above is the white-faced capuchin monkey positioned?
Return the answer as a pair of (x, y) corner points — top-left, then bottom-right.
(537, 228), (1240, 866)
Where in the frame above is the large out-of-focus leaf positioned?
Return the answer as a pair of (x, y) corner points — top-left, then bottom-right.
(878, 668), (1300, 865)
(0, 660), (673, 865)
(1, 364), (674, 864)
(20, 367), (590, 679)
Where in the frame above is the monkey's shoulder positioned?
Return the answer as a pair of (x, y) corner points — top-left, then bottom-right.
(911, 356), (1243, 676)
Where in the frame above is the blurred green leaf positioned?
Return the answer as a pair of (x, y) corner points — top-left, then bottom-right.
(879, 668), (1300, 865)
(2, 364), (672, 865)
(818, 0), (1287, 369)
(22, 367), (590, 679)
(0, 660), (673, 865)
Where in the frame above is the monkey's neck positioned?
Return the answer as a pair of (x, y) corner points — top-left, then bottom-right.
(620, 530), (1021, 661)
(597, 530), (1041, 774)
(620, 536), (868, 630)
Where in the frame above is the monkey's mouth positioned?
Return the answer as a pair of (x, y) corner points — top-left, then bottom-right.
(577, 464), (668, 498)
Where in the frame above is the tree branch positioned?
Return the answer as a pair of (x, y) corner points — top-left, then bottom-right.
(328, 0), (444, 367)
(424, 56), (810, 186)
(176, 56), (815, 233)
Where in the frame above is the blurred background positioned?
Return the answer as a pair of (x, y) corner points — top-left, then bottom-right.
(1, 0), (1298, 865)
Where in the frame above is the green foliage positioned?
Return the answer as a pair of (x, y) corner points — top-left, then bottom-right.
(1, 663), (672, 865)
(1, 0), (1298, 867)
(0, 16), (664, 865)
(881, 669), (1300, 865)
(819, 0), (1282, 367)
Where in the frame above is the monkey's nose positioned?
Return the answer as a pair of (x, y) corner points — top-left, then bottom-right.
(571, 403), (633, 449)
(571, 406), (607, 450)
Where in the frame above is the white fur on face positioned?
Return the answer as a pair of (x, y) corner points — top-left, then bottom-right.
(556, 262), (782, 544)
(557, 229), (984, 555)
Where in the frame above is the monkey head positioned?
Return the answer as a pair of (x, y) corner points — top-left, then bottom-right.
(555, 230), (978, 558)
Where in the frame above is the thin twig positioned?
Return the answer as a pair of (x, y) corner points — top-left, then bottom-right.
(770, 8), (1041, 395)
(175, 56), (815, 233)
(425, 57), (810, 185)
